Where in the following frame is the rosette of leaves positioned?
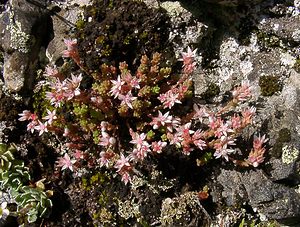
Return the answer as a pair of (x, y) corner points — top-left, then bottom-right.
(14, 186), (53, 223)
(0, 143), (30, 191)
(0, 143), (53, 224)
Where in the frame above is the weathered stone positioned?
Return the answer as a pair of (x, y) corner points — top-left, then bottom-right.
(259, 17), (300, 44)
(3, 52), (27, 91)
(269, 158), (300, 184)
(0, 0), (51, 92)
(46, 7), (82, 63)
(216, 169), (300, 225)
(216, 169), (247, 206)
(179, 0), (265, 6)
(160, 1), (209, 97)
(160, 1), (208, 59)
(243, 170), (300, 225)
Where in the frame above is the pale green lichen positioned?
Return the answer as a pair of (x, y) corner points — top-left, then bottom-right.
(92, 207), (114, 225)
(130, 175), (147, 191)
(7, 10), (31, 53)
(117, 199), (141, 221)
(130, 168), (175, 194)
(160, 192), (200, 226)
(160, 1), (186, 17)
(281, 145), (299, 164)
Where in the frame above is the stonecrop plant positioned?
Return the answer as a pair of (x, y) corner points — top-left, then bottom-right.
(0, 143), (52, 224)
(18, 40), (268, 184)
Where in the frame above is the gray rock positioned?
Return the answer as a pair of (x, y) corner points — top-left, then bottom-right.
(0, 0), (51, 92)
(180, 0), (265, 7)
(216, 169), (300, 225)
(216, 169), (247, 206)
(259, 17), (300, 44)
(160, 1), (209, 96)
(160, 1), (208, 60)
(3, 52), (27, 91)
(269, 158), (300, 183)
(46, 7), (82, 64)
(243, 170), (300, 225)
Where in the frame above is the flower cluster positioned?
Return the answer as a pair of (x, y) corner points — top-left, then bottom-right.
(56, 153), (76, 171)
(45, 73), (83, 107)
(180, 46), (197, 75)
(247, 134), (268, 167)
(232, 80), (252, 103)
(62, 39), (81, 65)
(19, 42), (268, 185)
(18, 110), (49, 135)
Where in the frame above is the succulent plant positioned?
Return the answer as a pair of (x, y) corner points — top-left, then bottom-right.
(0, 143), (53, 224)
(14, 186), (53, 223)
(0, 143), (16, 170)
(0, 143), (30, 191)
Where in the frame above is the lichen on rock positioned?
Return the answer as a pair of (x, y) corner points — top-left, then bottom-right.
(282, 145), (299, 165)
(6, 9), (31, 53)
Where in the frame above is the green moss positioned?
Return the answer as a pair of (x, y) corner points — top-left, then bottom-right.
(139, 31), (148, 40)
(256, 31), (281, 49)
(76, 18), (86, 30)
(294, 58), (300, 73)
(90, 172), (107, 185)
(201, 83), (220, 100)
(92, 207), (114, 226)
(271, 128), (292, 158)
(259, 75), (282, 96)
(76, 0), (171, 72)
(32, 86), (52, 117)
(123, 35), (132, 45)
(90, 109), (104, 121)
(82, 177), (91, 190)
(73, 103), (89, 117)
(95, 35), (106, 45)
(82, 172), (109, 191)
(277, 128), (291, 143)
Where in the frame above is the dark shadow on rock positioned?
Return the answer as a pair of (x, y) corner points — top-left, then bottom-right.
(161, 0), (295, 68)
(0, 216), (19, 227)
(46, 187), (71, 223)
(0, 0), (54, 94)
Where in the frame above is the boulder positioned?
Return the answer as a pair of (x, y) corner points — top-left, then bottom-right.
(0, 0), (52, 93)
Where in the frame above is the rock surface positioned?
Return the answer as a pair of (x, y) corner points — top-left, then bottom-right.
(0, 0), (51, 92)
(170, 0), (300, 225)
(1, 0), (300, 225)
(216, 169), (300, 225)
(46, 5), (83, 64)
